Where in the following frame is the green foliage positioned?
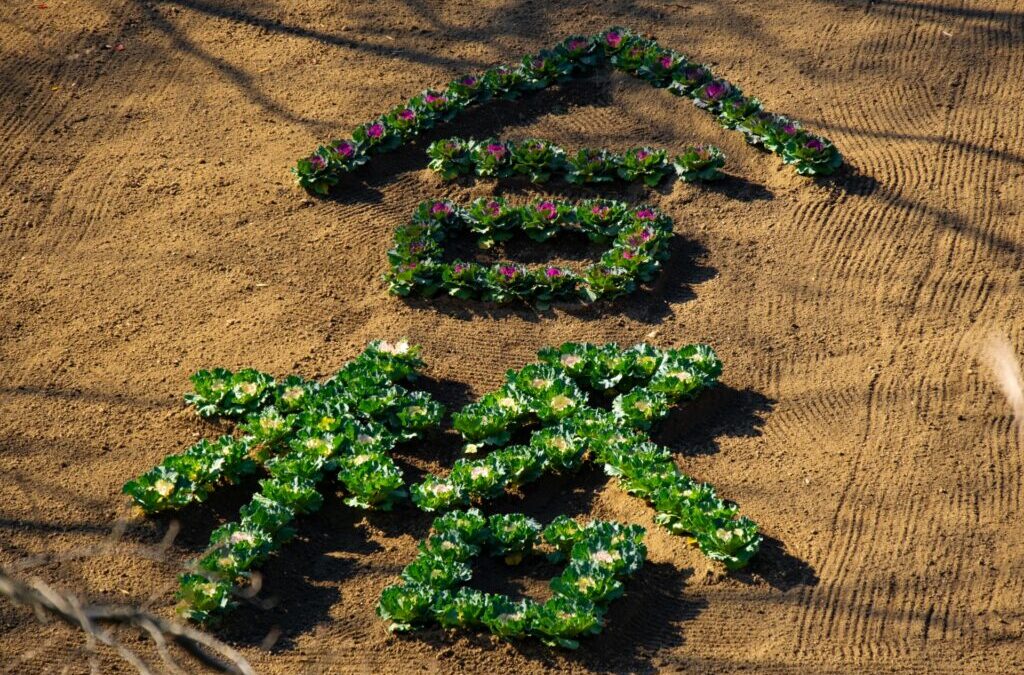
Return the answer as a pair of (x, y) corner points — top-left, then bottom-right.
(449, 457), (509, 500)
(469, 138), (512, 178)
(121, 436), (254, 514)
(336, 452), (407, 510)
(377, 511), (646, 648)
(410, 341), (761, 572)
(550, 561), (624, 604)
(410, 476), (470, 512)
(176, 574), (234, 625)
(426, 137), (472, 179)
(385, 198), (674, 307)
(673, 144), (727, 182)
(429, 137), (718, 189)
(718, 96), (763, 130)
(490, 444), (546, 487)
(611, 388), (671, 430)
(782, 135), (844, 176)
(565, 148), (617, 184)
(693, 515), (763, 570)
(432, 508), (490, 546)
(125, 341), (444, 623)
(432, 587), (490, 628)
(617, 147), (671, 186)
(542, 515), (585, 560)
(509, 138), (565, 183)
(487, 513), (542, 562)
(530, 426), (587, 474)
(529, 596), (604, 649)
(186, 368), (274, 420)
(401, 555), (473, 589)
(131, 339), (763, 629)
(377, 584), (435, 631)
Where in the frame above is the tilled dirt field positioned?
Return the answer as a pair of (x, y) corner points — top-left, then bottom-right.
(2, 1), (1023, 673)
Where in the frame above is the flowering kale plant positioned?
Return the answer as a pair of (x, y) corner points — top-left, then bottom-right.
(410, 342), (761, 571)
(470, 139), (512, 178)
(377, 509), (647, 648)
(124, 341), (444, 623)
(383, 199), (674, 308)
(509, 138), (565, 183)
(617, 146), (671, 186)
(564, 148), (617, 184)
(482, 65), (527, 100)
(667, 63), (713, 97)
(781, 134), (844, 176)
(293, 27), (841, 193)
(737, 115), (843, 175)
(425, 137), (472, 180)
(717, 96), (763, 130)
(672, 144), (726, 182)
(692, 79), (742, 112)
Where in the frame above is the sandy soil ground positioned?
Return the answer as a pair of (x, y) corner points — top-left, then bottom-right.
(1, 0), (1023, 672)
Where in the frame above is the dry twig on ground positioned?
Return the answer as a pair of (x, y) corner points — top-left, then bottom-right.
(0, 567), (255, 675)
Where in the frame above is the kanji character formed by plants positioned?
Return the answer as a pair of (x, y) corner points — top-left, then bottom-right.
(385, 198), (674, 308)
(124, 340), (760, 641)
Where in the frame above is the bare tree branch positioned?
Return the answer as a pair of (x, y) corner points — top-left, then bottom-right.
(0, 567), (255, 675)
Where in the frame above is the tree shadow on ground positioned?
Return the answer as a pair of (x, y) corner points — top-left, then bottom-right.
(407, 374), (476, 415)
(811, 143), (1022, 262)
(699, 173), (774, 202)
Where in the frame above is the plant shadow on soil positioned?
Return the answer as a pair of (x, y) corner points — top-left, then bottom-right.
(161, 486), (406, 651)
(654, 384), (774, 457)
(389, 560), (701, 674)
(815, 159), (1021, 260)
(654, 386), (819, 593)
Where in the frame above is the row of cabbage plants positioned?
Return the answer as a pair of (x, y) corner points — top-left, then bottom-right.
(124, 340), (760, 624)
(426, 137), (725, 185)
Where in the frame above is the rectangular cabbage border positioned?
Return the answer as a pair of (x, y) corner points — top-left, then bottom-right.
(410, 342), (761, 571)
(293, 27), (842, 194)
(122, 340), (446, 623)
(426, 137), (726, 185)
(377, 509), (647, 649)
(385, 198), (673, 307)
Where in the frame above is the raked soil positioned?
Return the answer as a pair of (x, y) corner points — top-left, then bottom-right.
(1, 1), (1023, 673)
